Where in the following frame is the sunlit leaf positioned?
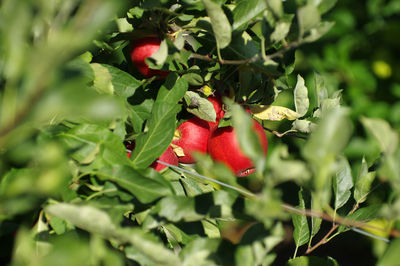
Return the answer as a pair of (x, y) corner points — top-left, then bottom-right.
(250, 105), (301, 121)
(201, 0), (232, 49)
(292, 188), (310, 249)
(232, 0), (267, 30)
(361, 116), (399, 156)
(185, 91), (217, 122)
(354, 157), (376, 204)
(298, 4), (321, 37)
(294, 75), (309, 117)
(333, 157), (353, 211)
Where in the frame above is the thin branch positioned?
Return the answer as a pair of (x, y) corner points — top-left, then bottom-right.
(158, 161), (391, 239)
(305, 224), (339, 255)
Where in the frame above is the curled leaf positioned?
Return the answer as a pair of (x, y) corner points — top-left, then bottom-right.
(250, 105), (301, 121)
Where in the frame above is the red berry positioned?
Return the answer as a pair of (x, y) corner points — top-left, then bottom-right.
(208, 119), (268, 177)
(172, 117), (210, 164)
(130, 37), (169, 78)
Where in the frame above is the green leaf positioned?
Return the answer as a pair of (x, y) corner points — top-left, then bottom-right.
(294, 75), (309, 117)
(297, 4), (321, 37)
(265, 0), (283, 17)
(303, 108), (352, 205)
(98, 165), (173, 204)
(291, 119), (316, 134)
(361, 117), (399, 156)
(310, 193), (322, 240)
(59, 124), (129, 166)
(314, 72), (328, 108)
(292, 188), (310, 249)
(130, 102), (180, 169)
(149, 39), (168, 66)
(270, 16), (293, 43)
(180, 238), (220, 266)
(232, 0), (267, 30)
(181, 67), (204, 86)
(354, 157), (376, 204)
(231, 102), (266, 174)
(303, 21), (335, 43)
(201, 0), (232, 49)
(333, 156), (353, 211)
(154, 196), (205, 222)
(185, 91), (216, 122)
(287, 256), (339, 266)
(91, 63), (141, 98)
(377, 238), (400, 266)
(46, 204), (180, 266)
(156, 75), (189, 104)
(46, 204), (118, 238)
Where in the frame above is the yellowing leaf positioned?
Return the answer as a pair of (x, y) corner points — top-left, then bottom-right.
(250, 105), (301, 121)
(171, 143), (185, 157)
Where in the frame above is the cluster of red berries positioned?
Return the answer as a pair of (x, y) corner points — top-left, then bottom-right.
(128, 37), (268, 177)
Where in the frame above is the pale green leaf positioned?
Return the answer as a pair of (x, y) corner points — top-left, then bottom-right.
(297, 4), (321, 37)
(201, 0), (232, 49)
(185, 91), (217, 122)
(294, 74), (309, 117)
(292, 188), (310, 247)
(361, 117), (399, 156)
(377, 237), (400, 266)
(354, 157), (376, 204)
(333, 157), (353, 211)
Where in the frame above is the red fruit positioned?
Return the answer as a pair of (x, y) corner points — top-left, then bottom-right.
(207, 95), (225, 131)
(208, 119), (268, 177)
(127, 146), (178, 172)
(130, 37), (169, 78)
(150, 146), (179, 171)
(172, 117), (210, 164)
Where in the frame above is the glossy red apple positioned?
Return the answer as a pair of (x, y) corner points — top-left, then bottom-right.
(127, 146), (178, 171)
(130, 37), (169, 78)
(207, 95), (225, 131)
(172, 117), (210, 164)
(208, 119), (268, 177)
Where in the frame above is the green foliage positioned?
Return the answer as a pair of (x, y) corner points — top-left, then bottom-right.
(1, 0), (399, 265)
